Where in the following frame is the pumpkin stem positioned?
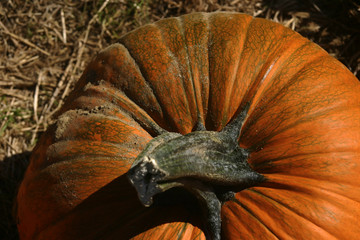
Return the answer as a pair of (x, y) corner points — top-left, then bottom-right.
(221, 102), (250, 140)
(127, 104), (265, 239)
(187, 182), (221, 240)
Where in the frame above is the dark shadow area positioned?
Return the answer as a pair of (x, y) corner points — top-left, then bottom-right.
(4, 152), (204, 239)
(263, 0), (360, 79)
(35, 174), (203, 239)
(0, 151), (31, 240)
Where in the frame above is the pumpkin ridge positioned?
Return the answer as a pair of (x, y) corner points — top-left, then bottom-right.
(203, 14), (216, 130)
(45, 155), (134, 169)
(83, 82), (165, 135)
(226, 18), (307, 128)
(54, 111), (148, 141)
(252, 187), (355, 238)
(245, 189), (338, 239)
(160, 222), (184, 239)
(256, 182), (360, 210)
(263, 174), (360, 195)
(254, 41), (321, 92)
(247, 104), (354, 152)
(241, 66), (336, 151)
(119, 23), (193, 133)
(227, 197), (280, 239)
(116, 37), (173, 132)
(178, 13), (206, 127)
(179, 15), (201, 127)
(205, 13), (213, 129)
(225, 210), (277, 239)
(176, 222), (188, 239)
(154, 18), (194, 131)
(205, 13), (254, 130)
(177, 12), (212, 127)
(234, 191), (325, 239)
(105, 43), (164, 120)
(204, 12), (212, 127)
(43, 140), (139, 167)
(237, 35), (309, 114)
(222, 16), (255, 123)
(241, 46), (327, 140)
(274, 46), (327, 91)
(252, 151), (357, 171)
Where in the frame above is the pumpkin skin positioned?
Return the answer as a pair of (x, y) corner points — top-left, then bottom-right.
(16, 11), (360, 239)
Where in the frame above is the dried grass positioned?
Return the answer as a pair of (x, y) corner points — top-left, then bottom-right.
(0, 0), (358, 239)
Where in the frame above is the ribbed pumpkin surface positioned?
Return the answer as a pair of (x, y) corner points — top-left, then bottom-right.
(16, 12), (360, 239)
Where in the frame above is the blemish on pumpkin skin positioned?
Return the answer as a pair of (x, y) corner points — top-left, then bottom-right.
(55, 113), (72, 141)
(54, 104), (151, 146)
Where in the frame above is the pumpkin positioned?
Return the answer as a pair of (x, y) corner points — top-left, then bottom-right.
(16, 12), (360, 239)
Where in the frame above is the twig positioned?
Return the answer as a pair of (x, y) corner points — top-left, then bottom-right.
(33, 71), (44, 123)
(18, 55), (40, 66)
(61, 8), (67, 44)
(30, 123), (41, 146)
(1, 29), (51, 56)
(0, 20), (19, 46)
(0, 89), (29, 101)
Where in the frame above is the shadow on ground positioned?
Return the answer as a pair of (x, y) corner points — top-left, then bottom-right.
(0, 152), (30, 240)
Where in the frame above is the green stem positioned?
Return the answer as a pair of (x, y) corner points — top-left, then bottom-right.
(127, 104), (265, 239)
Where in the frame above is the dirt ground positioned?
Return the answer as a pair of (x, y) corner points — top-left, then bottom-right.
(1, 0), (359, 239)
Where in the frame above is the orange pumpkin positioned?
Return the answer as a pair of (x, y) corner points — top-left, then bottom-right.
(16, 12), (360, 239)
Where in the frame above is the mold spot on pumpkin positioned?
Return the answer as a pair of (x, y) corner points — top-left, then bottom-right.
(55, 112), (73, 141)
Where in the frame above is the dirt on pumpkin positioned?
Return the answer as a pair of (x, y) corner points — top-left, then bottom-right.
(1, 0), (359, 239)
